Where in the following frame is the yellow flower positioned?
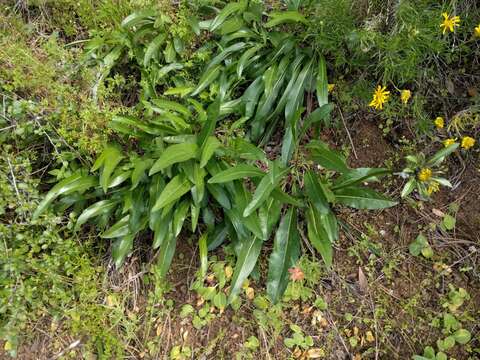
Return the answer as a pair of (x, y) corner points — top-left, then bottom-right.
(434, 116), (445, 129)
(427, 182), (440, 195)
(443, 138), (457, 147)
(474, 24), (480, 38)
(418, 168), (432, 182)
(440, 12), (460, 34)
(328, 84), (335, 92)
(400, 89), (411, 104)
(369, 85), (390, 110)
(461, 136), (475, 149)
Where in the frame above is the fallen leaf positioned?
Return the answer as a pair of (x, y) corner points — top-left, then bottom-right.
(366, 331), (375, 343)
(306, 348), (325, 358)
(358, 267), (368, 293)
(245, 286), (255, 300)
(432, 208), (445, 217)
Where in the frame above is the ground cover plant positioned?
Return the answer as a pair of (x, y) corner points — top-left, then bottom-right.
(1, 0), (479, 359)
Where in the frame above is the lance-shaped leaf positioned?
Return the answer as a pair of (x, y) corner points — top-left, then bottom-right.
(199, 233), (208, 278)
(304, 170), (332, 214)
(265, 11), (308, 27)
(307, 140), (349, 173)
(96, 146), (124, 193)
(200, 136), (221, 168)
(427, 143), (459, 167)
(208, 164), (264, 183)
(33, 173), (97, 220)
(306, 206), (333, 268)
(243, 167), (289, 217)
(228, 236), (263, 302)
(191, 64), (221, 96)
(316, 55), (328, 107)
(101, 215), (130, 238)
(334, 186), (397, 209)
(144, 33), (166, 66)
(267, 208), (301, 303)
(333, 168), (390, 190)
(157, 230), (177, 278)
(209, 1), (247, 32)
(259, 198), (282, 240)
(112, 234), (135, 269)
(75, 199), (119, 231)
(152, 175), (192, 211)
(149, 143), (199, 175)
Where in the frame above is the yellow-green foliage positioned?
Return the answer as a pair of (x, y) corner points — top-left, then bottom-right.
(0, 12), (130, 155)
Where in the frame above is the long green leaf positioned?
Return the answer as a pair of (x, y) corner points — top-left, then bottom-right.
(228, 236), (263, 302)
(243, 168), (288, 217)
(157, 231), (177, 278)
(149, 143), (199, 175)
(306, 206), (332, 268)
(112, 234), (135, 269)
(334, 187), (397, 209)
(208, 164), (264, 183)
(264, 11), (308, 27)
(333, 168), (390, 190)
(33, 173), (97, 220)
(200, 136), (221, 168)
(152, 175), (192, 211)
(267, 208), (301, 303)
(75, 199), (119, 231)
(307, 140), (349, 173)
(304, 170), (332, 214)
(316, 55), (328, 107)
(191, 65), (221, 96)
(98, 146), (124, 193)
(209, 1), (247, 32)
(144, 33), (166, 66)
(199, 233), (208, 278)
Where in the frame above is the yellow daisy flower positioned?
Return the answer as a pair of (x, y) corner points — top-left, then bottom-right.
(443, 138), (457, 147)
(400, 89), (412, 104)
(474, 24), (480, 38)
(440, 12), (460, 34)
(461, 136), (475, 150)
(434, 116), (445, 129)
(369, 85), (390, 110)
(418, 168), (432, 182)
(328, 84), (335, 92)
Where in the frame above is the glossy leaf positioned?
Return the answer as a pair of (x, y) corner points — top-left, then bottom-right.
(304, 170), (332, 214)
(200, 136), (221, 168)
(149, 143), (199, 175)
(152, 175), (192, 211)
(33, 173), (97, 220)
(112, 234), (135, 268)
(333, 168), (390, 190)
(199, 233), (208, 278)
(306, 206), (332, 268)
(208, 164), (264, 183)
(75, 199), (119, 231)
(334, 187), (397, 209)
(228, 236), (262, 302)
(307, 140), (349, 173)
(267, 208), (301, 303)
(264, 11), (308, 27)
(316, 55), (328, 107)
(96, 146), (124, 193)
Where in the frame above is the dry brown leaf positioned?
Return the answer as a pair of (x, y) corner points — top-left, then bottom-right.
(432, 208), (445, 217)
(358, 267), (368, 293)
(306, 348), (325, 358)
